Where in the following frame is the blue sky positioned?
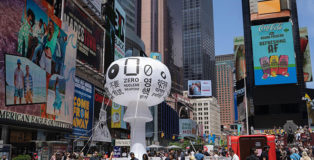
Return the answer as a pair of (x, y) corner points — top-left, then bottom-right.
(214, 0), (314, 88)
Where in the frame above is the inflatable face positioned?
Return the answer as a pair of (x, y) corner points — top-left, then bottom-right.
(105, 57), (171, 107)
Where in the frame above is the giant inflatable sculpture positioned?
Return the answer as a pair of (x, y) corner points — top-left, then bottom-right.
(105, 57), (171, 159)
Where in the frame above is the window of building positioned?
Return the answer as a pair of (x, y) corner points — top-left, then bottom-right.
(198, 108), (202, 111)
(198, 103), (202, 106)
(204, 107), (208, 111)
(199, 112), (202, 115)
(198, 117), (203, 120)
(205, 126), (209, 129)
(205, 117), (208, 120)
(204, 112), (208, 115)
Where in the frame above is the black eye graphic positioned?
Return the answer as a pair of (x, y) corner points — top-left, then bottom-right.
(108, 64), (119, 79)
(161, 71), (166, 79)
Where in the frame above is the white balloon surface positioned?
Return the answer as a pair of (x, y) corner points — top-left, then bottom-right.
(105, 57), (171, 159)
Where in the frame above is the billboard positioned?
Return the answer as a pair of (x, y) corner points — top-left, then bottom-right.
(72, 77), (94, 139)
(5, 54), (46, 105)
(63, 0), (104, 71)
(114, 0), (126, 60)
(179, 119), (197, 138)
(257, 0), (281, 15)
(188, 80), (212, 97)
(251, 22), (297, 86)
(111, 102), (127, 129)
(300, 28), (312, 82)
(92, 87), (111, 142)
(150, 52), (162, 62)
(234, 36), (246, 81)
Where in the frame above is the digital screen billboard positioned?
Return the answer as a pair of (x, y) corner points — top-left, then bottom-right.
(179, 119), (197, 138)
(114, 0), (126, 60)
(251, 22), (297, 86)
(5, 54), (46, 105)
(234, 36), (246, 81)
(188, 80), (212, 97)
(300, 28), (312, 82)
(63, 0), (104, 71)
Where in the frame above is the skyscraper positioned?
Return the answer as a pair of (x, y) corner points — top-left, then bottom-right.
(216, 54), (235, 127)
(182, 0), (216, 97)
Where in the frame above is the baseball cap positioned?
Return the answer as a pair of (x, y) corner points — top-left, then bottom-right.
(17, 59), (21, 64)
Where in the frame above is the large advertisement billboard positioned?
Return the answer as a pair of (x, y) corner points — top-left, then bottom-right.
(234, 37), (246, 81)
(111, 103), (127, 129)
(251, 22), (297, 86)
(179, 119), (197, 138)
(72, 77), (94, 139)
(300, 28), (312, 82)
(188, 80), (212, 97)
(63, 0), (104, 71)
(0, 0), (77, 127)
(5, 54), (46, 105)
(114, 0), (126, 60)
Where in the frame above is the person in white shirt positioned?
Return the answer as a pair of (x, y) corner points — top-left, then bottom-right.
(32, 19), (46, 64)
(229, 148), (239, 160)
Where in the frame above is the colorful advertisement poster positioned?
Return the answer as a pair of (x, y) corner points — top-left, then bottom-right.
(5, 54), (46, 105)
(92, 87), (111, 142)
(72, 77), (94, 139)
(304, 93), (314, 129)
(188, 80), (212, 97)
(114, 0), (126, 60)
(179, 119), (197, 138)
(0, 0), (73, 129)
(251, 22), (297, 85)
(41, 0), (62, 27)
(300, 28), (312, 82)
(111, 103), (127, 129)
(150, 52), (162, 62)
(234, 36), (246, 81)
(63, 0), (105, 71)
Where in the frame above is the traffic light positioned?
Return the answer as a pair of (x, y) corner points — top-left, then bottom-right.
(161, 132), (164, 138)
(172, 135), (175, 140)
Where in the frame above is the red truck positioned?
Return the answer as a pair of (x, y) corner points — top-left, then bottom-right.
(227, 135), (276, 160)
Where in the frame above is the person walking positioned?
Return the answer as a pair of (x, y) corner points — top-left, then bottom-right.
(290, 148), (301, 160)
(246, 147), (259, 160)
(260, 145), (270, 160)
(194, 149), (204, 160)
(300, 151), (311, 160)
(228, 148), (239, 160)
(130, 152), (139, 160)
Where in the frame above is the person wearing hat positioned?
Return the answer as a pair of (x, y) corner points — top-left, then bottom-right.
(14, 59), (24, 104)
(260, 145), (270, 160)
(130, 152), (139, 160)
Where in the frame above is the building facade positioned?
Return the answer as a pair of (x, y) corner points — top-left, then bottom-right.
(216, 54), (235, 128)
(182, 0), (216, 97)
(183, 92), (221, 136)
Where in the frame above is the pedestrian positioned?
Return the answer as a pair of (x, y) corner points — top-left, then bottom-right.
(142, 154), (149, 160)
(228, 148), (239, 160)
(180, 150), (186, 160)
(290, 148), (301, 160)
(194, 149), (204, 160)
(130, 152), (139, 160)
(1, 155), (8, 160)
(300, 151), (311, 160)
(90, 151), (100, 160)
(245, 147), (259, 160)
(260, 145), (270, 160)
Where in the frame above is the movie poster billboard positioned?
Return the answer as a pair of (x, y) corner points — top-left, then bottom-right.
(114, 0), (126, 60)
(111, 103), (127, 129)
(41, 0), (62, 27)
(63, 0), (105, 71)
(5, 54), (46, 105)
(92, 87), (111, 142)
(72, 77), (94, 139)
(300, 28), (312, 82)
(179, 119), (197, 138)
(251, 22), (297, 86)
(234, 36), (246, 81)
(188, 80), (212, 97)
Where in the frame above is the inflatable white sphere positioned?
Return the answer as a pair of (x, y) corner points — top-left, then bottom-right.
(105, 57), (171, 107)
